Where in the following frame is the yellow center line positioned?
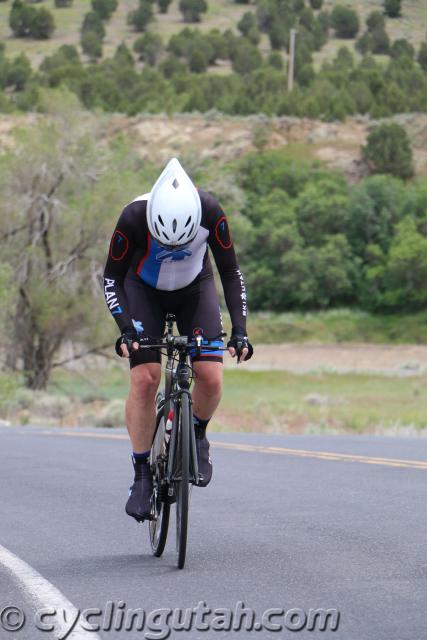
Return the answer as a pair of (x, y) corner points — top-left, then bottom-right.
(29, 428), (427, 471)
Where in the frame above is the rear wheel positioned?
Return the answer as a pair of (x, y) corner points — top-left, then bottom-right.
(175, 394), (190, 569)
(149, 413), (170, 557)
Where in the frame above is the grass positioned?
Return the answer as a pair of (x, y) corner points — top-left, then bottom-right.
(46, 365), (427, 435)
(245, 309), (427, 345)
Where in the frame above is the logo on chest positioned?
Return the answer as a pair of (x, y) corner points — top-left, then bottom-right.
(155, 248), (193, 263)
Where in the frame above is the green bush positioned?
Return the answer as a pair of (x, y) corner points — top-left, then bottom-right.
(384, 0), (401, 18)
(356, 32), (373, 55)
(134, 32), (162, 65)
(187, 49), (207, 73)
(9, 0), (55, 38)
(231, 41), (262, 75)
(9, 0), (31, 31)
(310, 0), (323, 9)
(179, 0), (207, 22)
(418, 42), (427, 72)
(30, 7), (55, 39)
(54, 0), (73, 7)
(158, 0), (171, 13)
(331, 5), (359, 39)
(81, 11), (105, 39)
(390, 38), (415, 60)
(6, 53), (31, 90)
(366, 11), (385, 32)
(268, 51), (283, 70)
(371, 28), (390, 55)
(268, 23), (288, 50)
(237, 11), (256, 37)
(127, 0), (153, 32)
(91, 0), (117, 20)
(81, 30), (103, 60)
(363, 123), (414, 180)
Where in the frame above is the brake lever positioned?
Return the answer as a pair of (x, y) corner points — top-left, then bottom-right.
(236, 339), (243, 364)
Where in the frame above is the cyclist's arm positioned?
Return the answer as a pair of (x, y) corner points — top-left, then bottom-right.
(207, 202), (247, 336)
(103, 205), (137, 333)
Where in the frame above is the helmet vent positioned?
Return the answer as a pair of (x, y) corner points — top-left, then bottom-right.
(185, 215), (192, 228)
(187, 223), (194, 238)
(178, 233), (185, 242)
(154, 222), (160, 236)
(162, 231), (169, 240)
(172, 219), (177, 233)
(158, 215), (165, 227)
(172, 178), (179, 189)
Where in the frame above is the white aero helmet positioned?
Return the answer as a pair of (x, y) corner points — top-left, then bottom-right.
(147, 158), (202, 247)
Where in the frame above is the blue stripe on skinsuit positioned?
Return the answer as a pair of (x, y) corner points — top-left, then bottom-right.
(138, 239), (163, 287)
(190, 339), (224, 357)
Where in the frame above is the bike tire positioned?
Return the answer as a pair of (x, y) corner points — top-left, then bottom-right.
(175, 393), (190, 569)
(149, 413), (170, 557)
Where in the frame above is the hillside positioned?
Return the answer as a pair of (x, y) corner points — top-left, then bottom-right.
(1, 0), (426, 67)
(2, 110), (427, 179)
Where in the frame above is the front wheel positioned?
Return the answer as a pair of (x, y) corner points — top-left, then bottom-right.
(149, 413), (170, 557)
(175, 393), (190, 569)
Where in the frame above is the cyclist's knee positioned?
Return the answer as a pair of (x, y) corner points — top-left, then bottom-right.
(193, 362), (223, 396)
(130, 363), (161, 399)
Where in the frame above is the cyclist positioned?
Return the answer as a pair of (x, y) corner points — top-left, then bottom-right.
(103, 158), (254, 523)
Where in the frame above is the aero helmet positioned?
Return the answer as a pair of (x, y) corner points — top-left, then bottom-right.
(146, 158), (201, 247)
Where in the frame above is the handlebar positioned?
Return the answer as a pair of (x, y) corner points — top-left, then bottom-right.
(137, 331), (228, 356)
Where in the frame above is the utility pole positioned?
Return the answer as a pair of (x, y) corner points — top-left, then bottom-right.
(288, 28), (297, 92)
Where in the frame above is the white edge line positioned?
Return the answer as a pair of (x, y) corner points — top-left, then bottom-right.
(0, 543), (102, 640)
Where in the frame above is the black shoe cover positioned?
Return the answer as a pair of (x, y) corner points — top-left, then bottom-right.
(125, 466), (153, 522)
(195, 435), (212, 487)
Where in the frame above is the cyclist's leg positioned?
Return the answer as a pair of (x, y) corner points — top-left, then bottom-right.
(124, 273), (165, 453)
(175, 275), (223, 422)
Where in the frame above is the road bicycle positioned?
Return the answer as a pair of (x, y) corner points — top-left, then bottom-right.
(136, 313), (226, 569)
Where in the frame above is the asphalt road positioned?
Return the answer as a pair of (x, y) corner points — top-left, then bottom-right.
(1, 425), (427, 640)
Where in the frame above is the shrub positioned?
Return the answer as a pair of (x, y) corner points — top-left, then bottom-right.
(159, 55), (187, 78)
(179, 0), (207, 23)
(384, 0), (401, 18)
(81, 30), (103, 60)
(371, 28), (390, 55)
(363, 123), (414, 180)
(6, 53), (32, 90)
(268, 23), (288, 50)
(366, 11), (385, 32)
(206, 29), (228, 61)
(133, 32), (162, 65)
(91, 0), (118, 20)
(158, 0), (171, 13)
(55, 0), (73, 6)
(390, 39), (415, 60)
(127, 0), (153, 32)
(9, 0), (55, 38)
(356, 32), (373, 55)
(30, 7), (55, 39)
(310, 0), (323, 9)
(237, 11), (256, 37)
(231, 41), (262, 74)
(114, 42), (134, 67)
(418, 42), (427, 72)
(268, 51), (283, 69)
(300, 7), (315, 31)
(81, 11), (105, 39)
(10, 0), (35, 37)
(188, 47), (209, 72)
(331, 5), (359, 39)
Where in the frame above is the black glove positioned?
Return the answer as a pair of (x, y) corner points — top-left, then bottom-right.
(227, 334), (254, 362)
(115, 329), (139, 357)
